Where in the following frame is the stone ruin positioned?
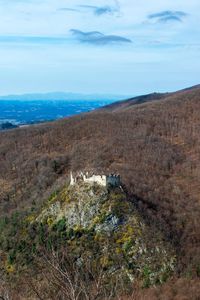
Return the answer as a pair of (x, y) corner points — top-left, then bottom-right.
(70, 171), (121, 188)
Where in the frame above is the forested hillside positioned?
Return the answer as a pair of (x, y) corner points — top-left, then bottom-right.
(1, 86), (200, 298)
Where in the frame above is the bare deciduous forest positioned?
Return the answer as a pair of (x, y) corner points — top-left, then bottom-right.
(1, 86), (200, 298)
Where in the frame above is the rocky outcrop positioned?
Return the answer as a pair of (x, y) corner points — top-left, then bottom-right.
(36, 181), (176, 287)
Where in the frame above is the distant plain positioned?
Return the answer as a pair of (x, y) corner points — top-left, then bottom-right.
(0, 99), (114, 125)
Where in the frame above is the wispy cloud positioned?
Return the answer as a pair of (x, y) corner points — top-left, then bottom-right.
(59, 8), (80, 13)
(59, 3), (120, 17)
(0, 35), (69, 45)
(70, 29), (132, 45)
(78, 5), (118, 16)
(148, 10), (187, 23)
(0, 0), (199, 96)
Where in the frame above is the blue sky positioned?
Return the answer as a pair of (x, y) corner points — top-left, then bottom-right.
(0, 0), (200, 96)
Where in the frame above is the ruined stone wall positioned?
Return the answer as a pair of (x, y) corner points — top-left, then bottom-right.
(106, 175), (121, 187)
(83, 174), (107, 186)
(70, 172), (120, 187)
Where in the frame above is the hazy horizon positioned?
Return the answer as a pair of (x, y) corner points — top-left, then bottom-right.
(0, 91), (130, 99)
(0, 83), (198, 100)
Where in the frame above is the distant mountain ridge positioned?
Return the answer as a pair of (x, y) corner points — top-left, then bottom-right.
(0, 91), (129, 101)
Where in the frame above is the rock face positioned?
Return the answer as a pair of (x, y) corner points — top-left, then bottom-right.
(36, 181), (176, 287)
(38, 182), (109, 228)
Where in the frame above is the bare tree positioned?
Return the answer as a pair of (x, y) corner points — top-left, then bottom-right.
(26, 246), (127, 300)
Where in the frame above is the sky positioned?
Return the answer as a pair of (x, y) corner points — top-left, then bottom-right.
(0, 0), (200, 96)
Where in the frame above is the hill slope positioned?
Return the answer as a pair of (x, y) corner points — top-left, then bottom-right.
(0, 182), (175, 298)
(101, 84), (200, 112)
(1, 85), (200, 298)
(100, 92), (168, 112)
